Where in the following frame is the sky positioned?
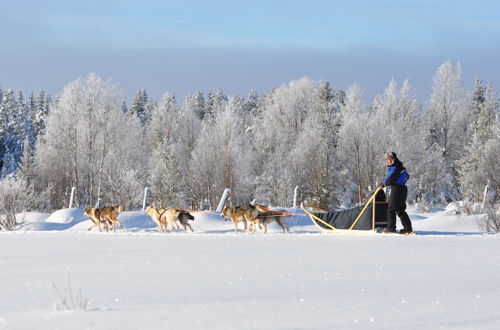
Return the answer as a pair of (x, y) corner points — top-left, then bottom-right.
(1, 0), (499, 103)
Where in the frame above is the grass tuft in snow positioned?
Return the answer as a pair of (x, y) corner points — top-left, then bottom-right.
(477, 205), (500, 233)
(51, 276), (89, 311)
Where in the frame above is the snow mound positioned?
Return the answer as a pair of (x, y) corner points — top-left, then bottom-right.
(45, 208), (87, 224)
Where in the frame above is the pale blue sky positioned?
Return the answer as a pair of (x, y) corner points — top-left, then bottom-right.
(1, 0), (499, 101)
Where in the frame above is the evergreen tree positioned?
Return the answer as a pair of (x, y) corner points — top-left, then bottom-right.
(121, 101), (128, 113)
(205, 89), (227, 119)
(1, 89), (20, 175)
(17, 136), (35, 187)
(33, 90), (51, 139)
(192, 90), (206, 120)
(147, 93), (178, 148)
(129, 89), (151, 125)
(243, 89), (260, 114)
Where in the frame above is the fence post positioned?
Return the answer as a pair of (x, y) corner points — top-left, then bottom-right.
(142, 187), (149, 212)
(216, 188), (231, 213)
(68, 187), (76, 209)
(482, 185), (489, 209)
(293, 186), (299, 208)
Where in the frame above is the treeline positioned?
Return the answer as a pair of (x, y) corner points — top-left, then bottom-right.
(0, 60), (498, 216)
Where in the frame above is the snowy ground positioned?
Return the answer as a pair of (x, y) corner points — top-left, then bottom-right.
(1, 206), (499, 329)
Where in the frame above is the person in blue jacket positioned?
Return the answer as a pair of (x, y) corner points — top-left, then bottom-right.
(378, 152), (413, 234)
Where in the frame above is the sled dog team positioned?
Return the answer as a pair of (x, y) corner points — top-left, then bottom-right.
(84, 204), (290, 234)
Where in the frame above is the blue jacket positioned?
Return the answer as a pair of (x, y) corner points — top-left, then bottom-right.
(383, 159), (409, 186)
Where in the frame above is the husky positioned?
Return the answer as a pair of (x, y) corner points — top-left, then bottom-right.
(84, 207), (108, 232)
(99, 206), (123, 231)
(244, 205), (290, 234)
(162, 208), (181, 232)
(84, 206), (123, 232)
(221, 205), (253, 233)
(177, 211), (195, 232)
(145, 206), (169, 232)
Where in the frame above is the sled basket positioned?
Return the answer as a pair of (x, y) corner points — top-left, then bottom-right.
(302, 187), (388, 232)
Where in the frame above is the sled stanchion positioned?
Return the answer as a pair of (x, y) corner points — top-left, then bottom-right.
(301, 204), (337, 230)
(372, 194), (376, 231)
(349, 186), (383, 230)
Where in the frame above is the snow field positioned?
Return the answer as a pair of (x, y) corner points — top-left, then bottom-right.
(1, 207), (499, 329)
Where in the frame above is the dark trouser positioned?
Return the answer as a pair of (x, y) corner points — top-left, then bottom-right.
(387, 185), (412, 232)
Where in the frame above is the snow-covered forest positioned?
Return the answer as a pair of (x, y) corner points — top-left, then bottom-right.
(0, 60), (498, 222)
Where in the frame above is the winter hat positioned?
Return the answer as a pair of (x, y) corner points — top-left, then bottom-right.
(384, 151), (397, 159)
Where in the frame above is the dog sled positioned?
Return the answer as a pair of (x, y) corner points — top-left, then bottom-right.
(301, 187), (388, 234)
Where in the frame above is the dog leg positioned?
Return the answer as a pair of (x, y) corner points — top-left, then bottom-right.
(284, 219), (290, 233)
(279, 221), (285, 233)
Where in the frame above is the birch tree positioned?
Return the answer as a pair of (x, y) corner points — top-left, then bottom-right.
(189, 96), (251, 208)
(421, 60), (469, 204)
(254, 78), (321, 206)
(372, 79), (422, 201)
(36, 73), (145, 209)
(458, 79), (499, 204)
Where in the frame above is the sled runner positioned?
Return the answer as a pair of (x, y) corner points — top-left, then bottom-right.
(301, 187), (389, 234)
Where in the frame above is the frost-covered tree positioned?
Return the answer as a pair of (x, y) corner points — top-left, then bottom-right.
(254, 78), (322, 206)
(189, 96), (251, 208)
(149, 140), (185, 207)
(1, 89), (23, 175)
(32, 90), (51, 140)
(372, 79), (423, 202)
(205, 89), (227, 120)
(36, 73), (146, 209)
(337, 84), (382, 205)
(129, 88), (151, 125)
(146, 93), (185, 207)
(147, 93), (178, 149)
(121, 101), (128, 113)
(178, 94), (202, 155)
(243, 89), (260, 115)
(192, 90), (207, 120)
(458, 80), (499, 204)
(17, 137), (35, 187)
(291, 82), (343, 209)
(175, 94), (203, 206)
(420, 61), (470, 205)
(16, 91), (35, 148)
(0, 174), (33, 230)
